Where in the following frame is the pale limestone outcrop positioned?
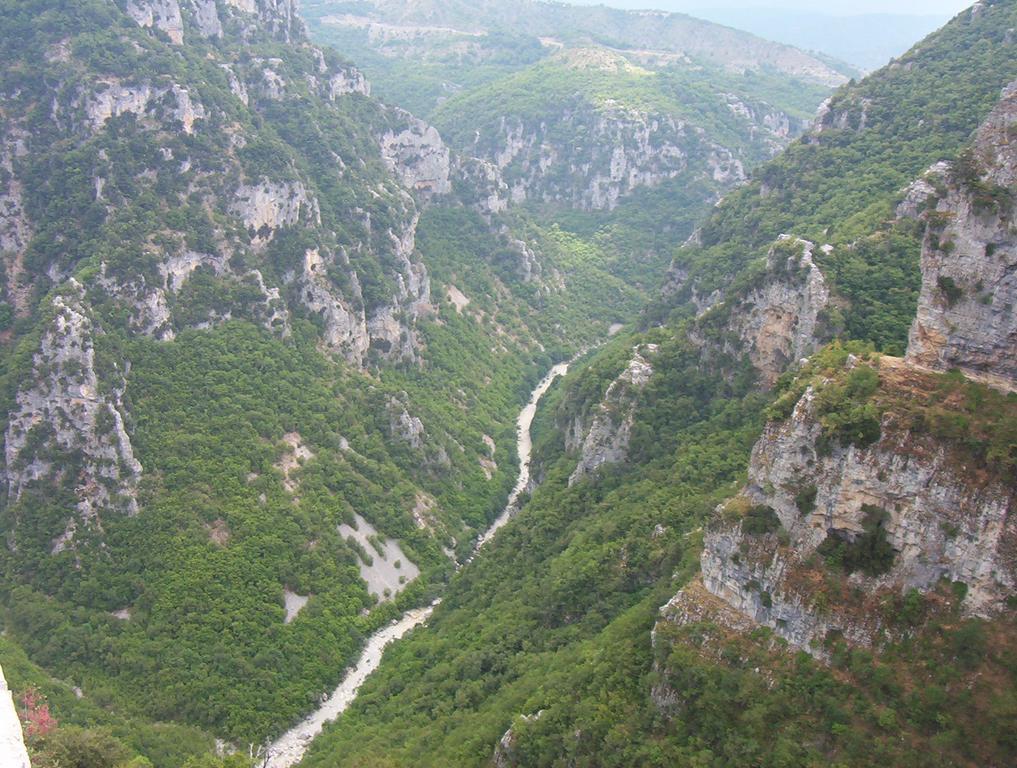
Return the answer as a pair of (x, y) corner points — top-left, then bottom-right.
(894, 161), (950, 220)
(735, 237), (830, 387)
(127, 0), (184, 45)
(97, 249), (288, 341)
(295, 224), (429, 366)
(85, 81), (205, 135)
(0, 132), (31, 316)
(689, 236), (830, 388)
(379, 113), (452, 198)
(0, 665), (30, 768)
(568, 345), (656, 485)
(258, 64), (288, 100)
(724, 93), (800, 148)
(225, 0), (303, 43)
(665, 360), (1015, 659)
(187, 0), (223, 39)
(473, 106), (717, 211)
(906, 83), (1017, 390)
(232, 180), (320, 242)
(4, 285), (142, 548)
(492, 711), (545, 768)
(297, 247), (370, 363)
(328, 66), (370, 99)
(387, 396), (425, 450)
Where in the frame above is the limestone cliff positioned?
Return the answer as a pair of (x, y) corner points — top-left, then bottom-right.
(379, 112), (452, 199)
(656, 84), (1017, 655)
(568, 345), (656, 485)
(0, 665), (30, 768)
(658, 354), (1016, 660)
(906, 82), (1017, 390)
(4, 284), (142, 551)
(463, 98), (745, 212)
(688, 236), (831, 388)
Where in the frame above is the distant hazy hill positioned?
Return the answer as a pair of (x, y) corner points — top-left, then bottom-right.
(689, 7), (950, 71)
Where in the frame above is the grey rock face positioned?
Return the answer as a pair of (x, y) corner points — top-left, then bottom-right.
(232, 180), (320, 243)
(297, 247), (370, 363)
(906, 83), (1017, 390)
(568, 345), (656, 485)
(0, 665), (30, 768)
(4, 285), (142, 550)
(84, 80), (206, 135)
(379, 112), (453, 199)
(472, 106), (738, 212)
(735, 237), (830, 388)
(492, 711), (545, 768)
(665, 364), (1015, 658)
(225, 0), (304, 43)
(387, 396), (426, 450)
(688, 236), (830, 388)
(127, 0), (184, 44)
(187, 0), (223, 39)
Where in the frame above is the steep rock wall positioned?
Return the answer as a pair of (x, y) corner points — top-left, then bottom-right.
(906, 82), (1017, 390)
(467, 106), (744, 212)
(4, 284), (142, 550)
(688, 237), (831, 388)
(0, 665), (30, 768)
(568, 345), (656, 485)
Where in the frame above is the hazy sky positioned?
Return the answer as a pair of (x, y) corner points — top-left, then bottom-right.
(563, 0), (973, 16)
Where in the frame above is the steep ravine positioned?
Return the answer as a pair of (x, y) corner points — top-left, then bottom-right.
(260, 362), (572, 768)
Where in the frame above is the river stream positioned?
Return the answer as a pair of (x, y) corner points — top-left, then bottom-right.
(261, 361), (571, 767)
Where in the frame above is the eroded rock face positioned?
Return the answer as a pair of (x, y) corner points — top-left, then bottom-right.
(736, 238), (830, 387)
(472, 106), (739, 212)
(84, 80), (206, 135)
(298, 247), (370, 363)
(328, 65), (370, 99)
(689, 236), (830, 388)
(666, 360), (1015, 659)
(379, 112), (452, 198)
(906, 83), (1017, 390)
(492, 711), (545, 768)
(232, 180), (320, 242)
(226, 0), (304, 42)
(0, 665), (30, 768)
(187, 0), (223, 39)
(568, 345), (656, 485)
(127, 0), (184, 45)
(4, 285), (142, 550)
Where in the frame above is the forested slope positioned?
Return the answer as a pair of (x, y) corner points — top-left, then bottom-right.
(301, 3), (1017, 766)
(0, 0), (682, 762)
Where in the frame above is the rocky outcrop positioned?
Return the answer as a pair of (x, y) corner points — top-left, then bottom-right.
(689, 236), (830, 388)
(5, 285), (142, 549)
(226, 0), (304, 43)
(661, 356), (1015, 659)
(568, 345), (656, 485)
(379, 113), (452, 199)
(297, 247), (370, 362)
(327, 66), (370, 99)
(492, 711), (545, 768)
(387, 396), (426, 451)
(127, 0), (184, 44)
(232, 180), (320, 243)
(468, 104), (743, 212)
(0, 665), (30, 768)
(188, 0), (224, 39)
(906, 83), (1017, 391)
(84, 80), (206, 134)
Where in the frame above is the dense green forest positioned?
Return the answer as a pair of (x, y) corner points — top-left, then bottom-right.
(0, 0), (705, 762)
(1, 1), (1015, 768)
(296, 3), (1017, 766)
